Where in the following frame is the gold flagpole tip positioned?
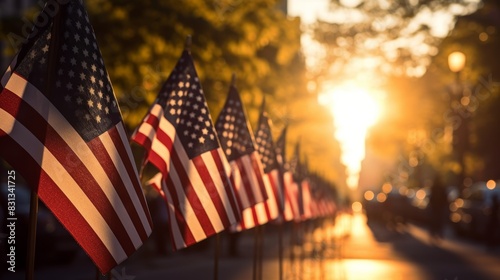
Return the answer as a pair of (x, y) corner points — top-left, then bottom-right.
(184, 35), (192, 51)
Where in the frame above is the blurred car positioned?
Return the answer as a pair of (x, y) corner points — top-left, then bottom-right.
(449, 181), (500, 240)
(0, 184), (79, 266)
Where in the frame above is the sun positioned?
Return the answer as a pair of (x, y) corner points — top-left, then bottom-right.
(319, 82), (384, 189)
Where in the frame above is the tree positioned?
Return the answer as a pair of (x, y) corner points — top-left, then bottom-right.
(0, 0), (346, 188)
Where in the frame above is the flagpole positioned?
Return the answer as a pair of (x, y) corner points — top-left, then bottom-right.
(278, 222), (283, 280)
(252, 226), (259, 280)
(25, 4), (64, 280)
(214, 233), (221, 280)
(258, 225), (264, 280)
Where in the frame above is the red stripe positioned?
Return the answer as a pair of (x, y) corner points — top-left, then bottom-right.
(163, 176), (197, 249)
(0, 130), (116, 274)
(108, 126), (153, 231)
(145, 124), (175, 174)
(210, 149), (241, 224)
(131, 112), (161, 151)
(169, 149), (216, 236)
(249, 152), (269, 201)
(88, 130), (149, 241)
(191, 154), (230, 230)
(1, 88), (137, 256)
(234, 157), (257, 207)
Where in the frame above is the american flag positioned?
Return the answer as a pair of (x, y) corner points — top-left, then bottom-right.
(230, 102), (281, 231)
(215, 84), (268, 211)
(0, 1), (152, 273)
(275, 126), (296, 221)
(290, 142), (305, 219)
(253, 104), (284, 223)
(131, 49), (240, 250)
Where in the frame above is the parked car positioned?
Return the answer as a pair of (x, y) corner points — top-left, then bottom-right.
(449, 181), (500, 240)
(0, 184), (79, 267)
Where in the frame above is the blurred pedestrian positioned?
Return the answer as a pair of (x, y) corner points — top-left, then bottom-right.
(486, 193), (499, 251)
(429, 175), (448, 243)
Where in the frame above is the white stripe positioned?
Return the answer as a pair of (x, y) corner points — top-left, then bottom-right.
(0, 109), (127, 262)
(99, 131), (150, 244)
(116, 125), (152, 233)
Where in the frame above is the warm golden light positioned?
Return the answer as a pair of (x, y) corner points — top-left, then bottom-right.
(352, 201), (363, 212)
(448, 51), (466, 73)
(364, 190), (375, 201)
(376, 193), (387, 203)
(319, 82), (384, 189)
(382, 183), (392, 194)
(486, 180), (496, 190)
(416, 189), (426, 200)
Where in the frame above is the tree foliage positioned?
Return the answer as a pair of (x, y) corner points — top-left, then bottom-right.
(0, 0), (346, 188)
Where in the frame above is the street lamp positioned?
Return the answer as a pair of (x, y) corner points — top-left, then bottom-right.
(447, 51), (468, 193)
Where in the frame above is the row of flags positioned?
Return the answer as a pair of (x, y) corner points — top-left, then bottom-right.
(0, 0), (337, 275)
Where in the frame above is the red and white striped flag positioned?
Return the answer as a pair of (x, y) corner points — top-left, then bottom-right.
(275, 126), (295, 221)
(0, 1), (152, 273)
(214, 84), (268, 211)
(252, 104), (284, 224)
(131, 49), (240, 250)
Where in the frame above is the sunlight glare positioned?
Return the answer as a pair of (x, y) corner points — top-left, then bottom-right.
(319, 83), (383, 189)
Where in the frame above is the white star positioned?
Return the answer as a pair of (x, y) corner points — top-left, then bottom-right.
(202, 128), (208, 135)
(91, 64), (97, 72)
(90, 76), (96, 83)
(42, 45), (49, 53)
(70, 58), (77, 65)
(96, 115), (101, 123)
(72, 46), (78, 54)
(76, 97), (83, 104)
(188, 142), (194, 148)
(199, 136), (205, 144)
(90, 88), (95, 95)
(97, 103), (102, 110)
(74, 34), (80, 41)
(87, 100), (94, 107)
(191, 133), (196, 139)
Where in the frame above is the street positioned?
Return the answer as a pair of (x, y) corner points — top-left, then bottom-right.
(3, 212), (500, 280)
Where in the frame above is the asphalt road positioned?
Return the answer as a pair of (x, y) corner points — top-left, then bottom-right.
(3, 212), (500, 280)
